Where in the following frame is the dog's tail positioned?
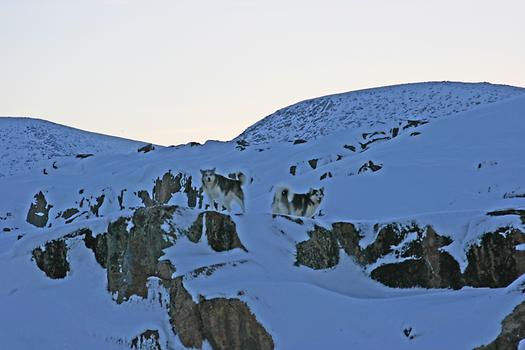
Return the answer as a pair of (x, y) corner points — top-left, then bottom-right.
(274, 186), (293, 202)
(237, 172), (248, 186)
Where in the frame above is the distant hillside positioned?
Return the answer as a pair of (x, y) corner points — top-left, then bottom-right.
(236, 81), (525, 144)
(0, 117), (150, 177)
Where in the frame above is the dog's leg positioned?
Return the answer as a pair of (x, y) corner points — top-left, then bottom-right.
(237, 197), (245, 213)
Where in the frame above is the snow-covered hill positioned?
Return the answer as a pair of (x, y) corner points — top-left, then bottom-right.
(236, 81), (525, 144)
(0, 117), (151, 177)
(1, 85), (524, 349)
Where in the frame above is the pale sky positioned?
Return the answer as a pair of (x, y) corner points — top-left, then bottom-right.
(1, 0), (524, 145)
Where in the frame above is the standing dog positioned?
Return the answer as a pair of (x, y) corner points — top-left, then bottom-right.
(201, 168), (246, 212)
(272, 186), (324, 217)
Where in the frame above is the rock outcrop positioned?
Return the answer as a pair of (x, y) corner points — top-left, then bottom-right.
(84, 206), (177, 302)
(475, 301), (525, 350)
(32, 239), (70, 279)
(463, 227), (525, 288)
(296, 220), (525, 289)
(130, 330), (161, 350)
(137, 171), (203, 209)
(187, 211), (247, 252)
(296, 225), (339, 269)
(167, 277), (274, 350)
(80, 205), (270, 349)
(26, 191), (53, 228)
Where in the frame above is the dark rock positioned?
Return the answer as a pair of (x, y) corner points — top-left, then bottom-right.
(308, 159), (318, 169)
(130, 329), (161, 350)
(75, 153), (94, 159)
(84, 206), (177, 303)
(236, 139), (249, 151)
(199, 297), (274, 350)
(183, 175), (202, 209)
(289, 165), (297, 176)
(358, 160), (383, 174)
(167, 277), (274, 350)
(167, 277), (204, 348)
(371, 252), (461, 289)
(186, 213), (204, 243)
(153, 171), (182, 205)
(90, 195), (105, 217)
(362, 224), (420, 264)
(320, 172), (332, 180)
(204, 212), (247, 252)
(138, 144), (155, 153)
(410, 132), (421, 136)
(343, 144), (356, 152)
(332, 222), (364, 263)
(487, 209), (525, 225)
(359, 137), (391, 150)
(463, 228), (525, 288)
(137, 190), (154, 207)
(61, 208), (79, 220)
(26, 191), (53, 228)
(293, 139), (307, 145)
(118, 189), (126, 210)
(296, 225), (339, 269)
(475, 301), (525, 350)
(138, 171), (202, 209)
(391, 127), (399, 138)
(402, 119), (428, 129)
(32, 239), (70, 279)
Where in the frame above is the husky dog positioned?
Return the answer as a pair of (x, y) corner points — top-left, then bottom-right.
(272, 186), (324, 217)
(201, 168), (246, 212)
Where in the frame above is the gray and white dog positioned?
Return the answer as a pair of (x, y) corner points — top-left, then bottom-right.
(201, 168), (247, 212)
(272, 186), (324, 217)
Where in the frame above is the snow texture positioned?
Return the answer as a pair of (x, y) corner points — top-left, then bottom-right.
(236, 81), (525, 144)
(1, 82), (524, 349)
(0, 117), (151, 177)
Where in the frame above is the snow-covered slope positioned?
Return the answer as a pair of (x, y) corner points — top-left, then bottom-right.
(236, 81), (525, 144)
(0, 117), (151, 177)
(1, 88), (524, 349)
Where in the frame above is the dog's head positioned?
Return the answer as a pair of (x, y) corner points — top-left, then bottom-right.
(309, 187), (325, 204)
(200, 168), (217, 184)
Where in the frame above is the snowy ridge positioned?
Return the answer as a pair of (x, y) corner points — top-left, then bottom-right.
(236, 81), (525, 144)
(0, 117), (151, 177)
(1, 87), (525, 349)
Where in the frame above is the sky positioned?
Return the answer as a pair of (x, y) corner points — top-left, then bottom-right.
(1, 0), (524, 146)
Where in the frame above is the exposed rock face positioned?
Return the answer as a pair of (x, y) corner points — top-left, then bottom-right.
(153, 172), (181, 205)
(130, 330), (161, 350)
(137, 143), (155, 153)
(90, 194), (105, 217)
(167, 277), (274, 350)
(166, 277), (204, 347)
(475, 301), (525, 350)
(199, 297), (274, 350)
(297, 220), (525, 289)
(296, 225), (339, 269)
(61, 208), (79, 220)
(308, 158), (318, 169)
(138, 171), (202, 209)
(370, 227), (462, 289)
(84, 206), (177, 303)
(463, 228), (525, 288)
(204, 212), (247, 252)
(358, 160), (383, 174)
(187, 212), (247, 252)
(26, 191), (53, 228)
(32, 239), (70, 279)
